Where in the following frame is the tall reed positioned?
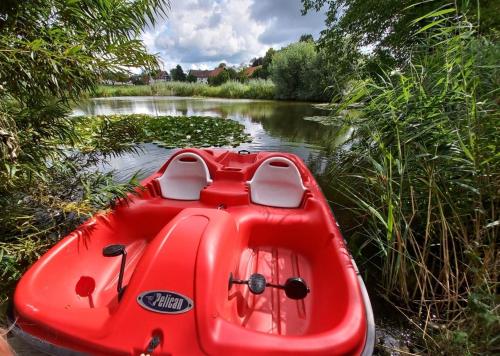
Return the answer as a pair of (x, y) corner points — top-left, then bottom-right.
(93, 79), (276, 100)
(328, 7), (499, 353)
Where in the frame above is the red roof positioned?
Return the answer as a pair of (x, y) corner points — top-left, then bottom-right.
(243, 65), (262, 77)
(154, 71), (170, 80)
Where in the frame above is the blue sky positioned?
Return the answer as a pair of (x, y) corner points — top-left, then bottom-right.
(142, 0), (326, 70)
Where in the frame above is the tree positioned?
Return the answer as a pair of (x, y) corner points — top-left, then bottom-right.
(208, 68), (239, 86)
(209, 70), (230, 86)
(250, 57), (263, 67)
(148, 69), (161, 78)
(186, 73), (197, 83)
(101, 71), (131, 84)
(252, 48), (275, 79)
(270, 41), (328, 101)
(237, 68), (249, 83)
(315, 30), (365, 100)
(299, 34), (314, 42)
(170, 65), (186, 81)
(0, 0), (168, 185)
(301, 0), (500, 62)
(250, 67), (264, 79)
(131, 72), (151, 85)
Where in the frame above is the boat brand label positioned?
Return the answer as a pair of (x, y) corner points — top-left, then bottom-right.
(137, 290), (193, 314)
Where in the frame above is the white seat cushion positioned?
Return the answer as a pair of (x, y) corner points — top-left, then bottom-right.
(248, 157), (306, 208)
(156, 152), (212, 200)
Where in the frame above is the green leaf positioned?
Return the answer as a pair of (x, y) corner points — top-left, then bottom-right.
(412, 8), (456, 25)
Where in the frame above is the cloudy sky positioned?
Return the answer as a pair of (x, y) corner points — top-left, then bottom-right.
(142, 0), (326, 71)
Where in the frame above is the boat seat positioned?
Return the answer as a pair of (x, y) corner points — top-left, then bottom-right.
(157, 152), (212, 200)
(248, 157), (306, 208)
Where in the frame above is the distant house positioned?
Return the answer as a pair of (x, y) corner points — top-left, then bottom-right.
(243, 65), (262, 78)
(189, 67), (225, 84)
(130, 73), (150, 85)
(151, 70), (171, 83)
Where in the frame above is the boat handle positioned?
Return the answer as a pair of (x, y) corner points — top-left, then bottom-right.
(238, 149), (251, 155)
(103, 244), (127, 300)
(143, 335), (161, 355)
(229, 272), (310, 300)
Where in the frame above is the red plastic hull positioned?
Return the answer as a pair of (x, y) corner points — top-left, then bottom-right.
(13, 149), (373, 355)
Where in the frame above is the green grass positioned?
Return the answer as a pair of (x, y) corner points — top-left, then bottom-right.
(94, 85), (153, 97)
(92, 79), (276, 100)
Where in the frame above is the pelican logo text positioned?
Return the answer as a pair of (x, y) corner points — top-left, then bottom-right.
(137, 290), (193, 314)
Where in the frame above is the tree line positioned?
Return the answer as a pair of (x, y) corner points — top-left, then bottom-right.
(103, 34), (346, 103)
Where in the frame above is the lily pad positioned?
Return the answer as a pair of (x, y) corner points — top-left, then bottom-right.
(72, 114), (251, 153)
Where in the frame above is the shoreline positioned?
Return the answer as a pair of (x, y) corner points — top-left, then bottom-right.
(90, 83), (328, 104)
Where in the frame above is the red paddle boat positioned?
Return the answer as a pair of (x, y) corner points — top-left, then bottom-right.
(11, 148), (375, 355)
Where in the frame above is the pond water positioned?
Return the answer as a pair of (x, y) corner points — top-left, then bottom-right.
(73, 96), (349, 182)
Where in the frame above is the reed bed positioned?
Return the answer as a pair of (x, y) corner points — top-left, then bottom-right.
(93, 79), (276, 100)
(327, 8), (499, 353)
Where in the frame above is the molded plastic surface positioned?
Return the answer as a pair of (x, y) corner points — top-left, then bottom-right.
(248, 156), (306, 208)
(156, 152), (212, 200)
(13, 148), (373, 356)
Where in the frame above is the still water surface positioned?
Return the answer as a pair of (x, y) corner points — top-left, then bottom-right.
(73, 96), (346, 182)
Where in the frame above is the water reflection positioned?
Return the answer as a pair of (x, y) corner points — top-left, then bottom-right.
(73, 96), (348, 182)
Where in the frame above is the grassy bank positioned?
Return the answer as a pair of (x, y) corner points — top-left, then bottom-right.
(93, 79), (276, 100)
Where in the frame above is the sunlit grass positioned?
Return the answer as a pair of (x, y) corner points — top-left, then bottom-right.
(92, 79), (276, 100)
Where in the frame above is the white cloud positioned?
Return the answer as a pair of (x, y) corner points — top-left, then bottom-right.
(142, 0), (326, 71)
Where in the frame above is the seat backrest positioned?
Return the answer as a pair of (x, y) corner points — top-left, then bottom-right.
(157, 152), (212, 200)
(247, 157), (306, 208)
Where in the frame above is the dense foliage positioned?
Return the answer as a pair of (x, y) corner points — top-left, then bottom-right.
(302, 0), (499, 60)
(270, 41), (339, 101)
(0, 0), (170, 310)
(208, 68), (240, 86)
(270, 42), (316, 100)
(0, 0), (169, 190)
(170, 65), (187, 82)
(308, 1), (499, 353)
(251, 48), (276, 80)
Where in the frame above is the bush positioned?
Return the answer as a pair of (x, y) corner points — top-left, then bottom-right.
(270, 42), (317, 100)
(269, 41), (336, 101)
(0, 0), (170, 311)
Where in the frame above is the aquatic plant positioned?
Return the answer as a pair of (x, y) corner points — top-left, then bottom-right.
(92, 79), (276, 100)
(325, 7), (499, 353)
(73, 114), (251, 150)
